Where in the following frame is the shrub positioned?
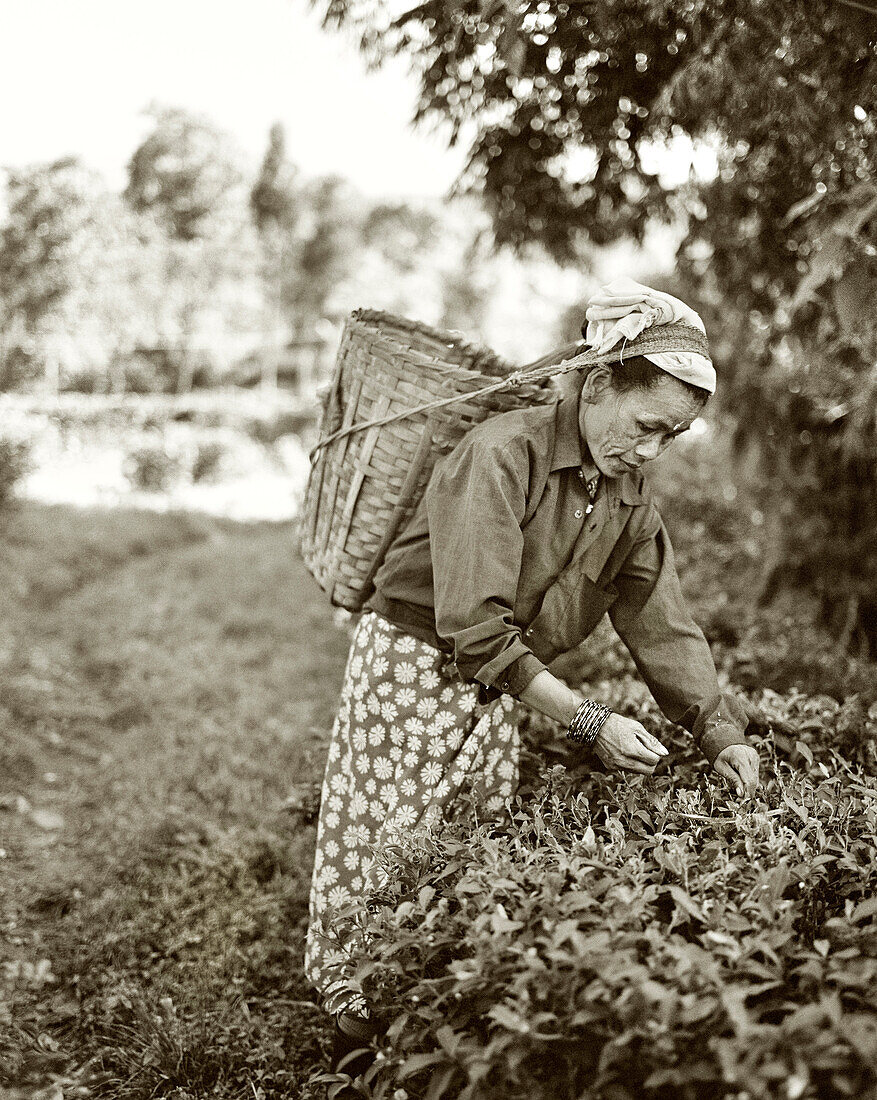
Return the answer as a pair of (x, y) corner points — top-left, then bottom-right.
(0, 438), (31, 509)
(190, 440), (226, 483)
(0, 344), (41, 391)
(246, 410), (316, 446)
(322, 712), (877, 1100)
(124, 440), (181, 492)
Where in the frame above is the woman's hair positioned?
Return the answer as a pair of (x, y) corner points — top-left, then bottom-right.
(598, 354), (711, 403)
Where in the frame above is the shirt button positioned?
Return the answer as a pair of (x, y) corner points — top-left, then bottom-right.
(501, 681), (510, 691)
(574, 509), (584, 519)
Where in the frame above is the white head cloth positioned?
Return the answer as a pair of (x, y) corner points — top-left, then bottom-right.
(584, 276), (716, 394)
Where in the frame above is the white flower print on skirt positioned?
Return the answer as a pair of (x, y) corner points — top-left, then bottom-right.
(304, 611), (521, 1016)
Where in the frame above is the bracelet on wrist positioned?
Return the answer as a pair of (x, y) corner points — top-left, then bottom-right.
(566, 698), (611, 748)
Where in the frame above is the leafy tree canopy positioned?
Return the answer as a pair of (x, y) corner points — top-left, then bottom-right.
(0, 158), (106, 328)
(315, 0), (875, 304)
(315, 2), (877, 649)
(125, 105), (246, 242)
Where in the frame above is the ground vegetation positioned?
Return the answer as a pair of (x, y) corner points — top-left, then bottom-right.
(1, 430), (874, 1099)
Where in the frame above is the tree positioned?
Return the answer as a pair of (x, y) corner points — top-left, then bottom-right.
(251, 122), (299, 234)
(439, 226), (492, 334)
(250, 127), (361, 354)
(0, 158), (109, 388)
(315, 0), (877, 651)
(125, 105), (246, 242)
(0, 158), (97, 326)
(124, 106), (264, 392)
(282, 174), (363, 339)
(250, 124), (301, 387)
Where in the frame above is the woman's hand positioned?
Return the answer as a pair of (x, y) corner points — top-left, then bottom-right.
(712, 744), (760, 797)
(592, 713), (669, 775)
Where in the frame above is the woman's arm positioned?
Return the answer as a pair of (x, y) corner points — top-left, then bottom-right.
(609, 512), (760, 795)
(518, 669), (669, 775)
(426, 434), (546, 695)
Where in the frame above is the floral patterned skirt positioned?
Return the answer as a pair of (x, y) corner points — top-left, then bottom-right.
(304, 611), (521, 1014)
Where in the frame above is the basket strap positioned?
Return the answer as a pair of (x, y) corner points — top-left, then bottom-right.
(307, 343), (589, 460)
(317, 374), (363, 557)
(329, 394), (392, 595)
(357, 413), (439, 597)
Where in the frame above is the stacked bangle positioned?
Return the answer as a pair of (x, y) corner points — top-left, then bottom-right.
(566, 698), (611, 748)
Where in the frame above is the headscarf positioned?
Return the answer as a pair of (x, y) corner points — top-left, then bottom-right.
(583, 276), (716, 394)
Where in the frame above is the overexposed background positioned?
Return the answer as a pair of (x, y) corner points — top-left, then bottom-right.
(0, 0), (708, 521)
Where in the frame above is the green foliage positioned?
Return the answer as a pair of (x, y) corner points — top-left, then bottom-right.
(250, 122), (361, 340)
(318, 2), (875, 264)
(0, 151), (251, 394)
(327, 716), (877, 1100)
(251, 122), (299, 235)
(316, 0), (877, 646)
(124, 439), (182, 491)
(0, 158), (100, 328)
(125, 105), (246, 243)
(0, 438), (30, 509)
(717, 185), (877, 657)
(288, 175), (363, 335)
(0, 158), (138, 388)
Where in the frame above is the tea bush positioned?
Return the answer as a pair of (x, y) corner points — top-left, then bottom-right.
(324, 705), (877, 1100)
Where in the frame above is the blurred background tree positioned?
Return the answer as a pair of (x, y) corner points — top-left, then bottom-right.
(125, 104), (246, 242)
(0, 158), (105, 390)
(250, 128), (366, 383)
(314, 0), (877, 654)
(124, 105), (264, 392)
(439, 227), (492, 334)
(284, 174), (363, 339)
(0, 109), (561, 400)
(250, 123), (301, 387)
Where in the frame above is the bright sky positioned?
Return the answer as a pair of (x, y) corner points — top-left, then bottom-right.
(0, 0), (468, 198)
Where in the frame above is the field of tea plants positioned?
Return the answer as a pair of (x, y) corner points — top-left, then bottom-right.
(327, 704), (877, 1100)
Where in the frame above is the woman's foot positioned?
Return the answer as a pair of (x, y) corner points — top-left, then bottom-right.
(330, 1010), (381, 1087)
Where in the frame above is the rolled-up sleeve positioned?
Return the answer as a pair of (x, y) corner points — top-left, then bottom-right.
(609, 508), (750, 764)
(425, 435), (546, 696)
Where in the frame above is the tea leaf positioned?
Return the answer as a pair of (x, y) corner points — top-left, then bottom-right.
(850, 896), (877, 923)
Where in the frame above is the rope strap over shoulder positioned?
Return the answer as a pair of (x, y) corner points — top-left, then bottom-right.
(308, 321), (708, 460)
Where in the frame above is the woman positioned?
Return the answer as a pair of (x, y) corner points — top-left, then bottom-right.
(305, 279), (760, 1072)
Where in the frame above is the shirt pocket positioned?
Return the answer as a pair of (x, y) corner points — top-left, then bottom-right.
(528, 570), (618, 656)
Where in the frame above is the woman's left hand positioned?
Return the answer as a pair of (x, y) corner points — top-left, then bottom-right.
(712, 744), (760, 797)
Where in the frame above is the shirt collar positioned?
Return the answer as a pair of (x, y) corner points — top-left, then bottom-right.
(551, 372), (647, 506)
(550, 375), (586, 473)
(619, 470), (647, 505)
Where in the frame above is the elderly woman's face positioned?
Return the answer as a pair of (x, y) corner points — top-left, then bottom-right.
(578, 371), (705, 478)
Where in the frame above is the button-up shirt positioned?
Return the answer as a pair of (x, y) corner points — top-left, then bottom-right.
(368, 373), (749, 764)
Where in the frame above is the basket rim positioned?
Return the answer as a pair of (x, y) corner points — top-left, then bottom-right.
(349, 307), (509, 364)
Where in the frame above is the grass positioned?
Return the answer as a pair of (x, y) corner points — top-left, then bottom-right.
(0, 502), (350, 1098)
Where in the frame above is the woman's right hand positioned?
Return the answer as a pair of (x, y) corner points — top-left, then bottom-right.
(593, 713), (669, 774)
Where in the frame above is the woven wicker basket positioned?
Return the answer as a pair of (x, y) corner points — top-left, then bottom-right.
(298, 310), (559, 609)
(299, 308), (709, 611)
